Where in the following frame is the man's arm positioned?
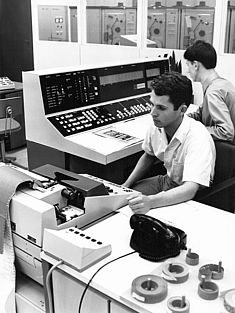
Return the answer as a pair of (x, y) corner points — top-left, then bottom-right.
(205, 93), (234, 142)
(127, 181), (199, 214)
(123, 152), (157, 188)
(187, 107), (202, 121)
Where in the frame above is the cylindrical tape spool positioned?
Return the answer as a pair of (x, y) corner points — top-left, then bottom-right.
(210, 262), (224, 280)
(198, 262), (224, 281)
(198, 280), (219, 300)
(223, 289), (235, 313)
(167, 296), (190, 313)
(162, 262), (189, 284)
(131, 274), (168, 303)
(198, 265), (212, 281)
(185, 249), (199, 266)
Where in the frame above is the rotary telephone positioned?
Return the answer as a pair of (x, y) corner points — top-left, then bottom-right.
(130, 214), (187, 261)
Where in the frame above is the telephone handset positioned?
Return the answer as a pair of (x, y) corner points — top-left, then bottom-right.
(130, 214), (187, 261)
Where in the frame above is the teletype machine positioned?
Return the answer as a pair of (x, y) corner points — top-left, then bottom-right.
(5, 163), (135, 285)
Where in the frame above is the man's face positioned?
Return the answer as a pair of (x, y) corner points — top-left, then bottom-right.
(185, 60), (198, 81)
(150, 91), (183, 129)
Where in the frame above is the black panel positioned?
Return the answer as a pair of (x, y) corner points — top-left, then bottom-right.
(98, 62), (145, 102)
(0, 0), (34, 81)
(40, 69), (100, 114)
(40, 59), (169, 135)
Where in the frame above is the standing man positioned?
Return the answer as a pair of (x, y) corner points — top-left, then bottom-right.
(184, 40), (235, 144)
(123, 71), (215, 214)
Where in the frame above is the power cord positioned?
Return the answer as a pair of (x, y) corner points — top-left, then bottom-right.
(78, 251), (137, 313)
(44, 251), (137, 313)
(45, 259), (64, 313)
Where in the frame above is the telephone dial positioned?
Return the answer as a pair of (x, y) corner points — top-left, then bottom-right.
(130, 214), (187, 261)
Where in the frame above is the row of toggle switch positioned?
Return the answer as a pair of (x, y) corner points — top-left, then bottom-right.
(49, 95), (151, 136)
(68, 227), (103, 245)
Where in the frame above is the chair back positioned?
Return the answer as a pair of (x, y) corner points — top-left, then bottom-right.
(195, 140), (235, 213)
(0, 97), (19, 116)
(0, 97), (24, 149)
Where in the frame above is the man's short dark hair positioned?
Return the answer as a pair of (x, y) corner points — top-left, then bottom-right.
(151, 71), (193, 110)
(183, 40), (217, 69)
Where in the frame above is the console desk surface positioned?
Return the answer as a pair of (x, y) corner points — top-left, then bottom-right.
(41, 201), (235, 313)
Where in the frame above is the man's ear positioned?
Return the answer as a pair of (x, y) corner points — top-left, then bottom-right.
(179, 104), (188, 114)
(193, 60), (199, 70)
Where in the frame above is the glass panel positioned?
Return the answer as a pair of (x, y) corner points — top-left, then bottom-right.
(86, 0), (138, 46)
(147, 0), (216, 49)
(225, 0), (235, 53)
(37, 5), (78, 42)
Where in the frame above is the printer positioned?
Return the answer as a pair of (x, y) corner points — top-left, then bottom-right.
(7, 164), (134, 284)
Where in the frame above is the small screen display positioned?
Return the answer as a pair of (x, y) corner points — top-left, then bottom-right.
(146, 68), (160, 78)
(100, 70), (143, 85)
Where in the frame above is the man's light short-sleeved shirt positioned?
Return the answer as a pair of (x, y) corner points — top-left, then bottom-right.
(202, 76), (235, 144)
(142, 115), (216, 187)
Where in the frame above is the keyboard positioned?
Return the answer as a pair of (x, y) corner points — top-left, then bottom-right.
(48, 95), (152, 136)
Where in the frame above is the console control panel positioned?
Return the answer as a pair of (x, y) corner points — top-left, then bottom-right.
(48, 95), (151, 136)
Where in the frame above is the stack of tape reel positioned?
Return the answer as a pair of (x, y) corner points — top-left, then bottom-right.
(131, 271), (191, 313)
(131, 274), (168, 304)
(198, 261), (224, 281)
(128, 247), (235, 313)
(197, 261), (224, 301)
(198, 276), (219, 301)
(167, 296), (190, 313)
(162, 261), (189, 284)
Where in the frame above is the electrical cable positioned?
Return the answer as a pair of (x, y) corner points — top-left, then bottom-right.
(45, 259), (64, 313)
(78, 251), (137, 313)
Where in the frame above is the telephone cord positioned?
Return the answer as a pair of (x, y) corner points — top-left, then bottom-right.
(78, 251), (137, 313)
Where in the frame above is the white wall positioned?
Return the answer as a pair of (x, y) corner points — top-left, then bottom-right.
(31, 0), (235, 89)
(212, 0), (235, 85)
(80, 44), (140, 65)
(31, 0), (82, 70)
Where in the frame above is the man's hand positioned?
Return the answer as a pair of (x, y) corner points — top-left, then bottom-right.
(126, 181), (199, 214)
(127, 193), (153, 214)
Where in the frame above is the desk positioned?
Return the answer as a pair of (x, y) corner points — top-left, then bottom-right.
(0, 82), (23, 97)
(41, 201), (235, 313)
(26, 115), (150, 183)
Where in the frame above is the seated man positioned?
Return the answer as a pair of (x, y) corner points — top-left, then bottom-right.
(184, 40), (235, 144)
(123, 71), (216, 214)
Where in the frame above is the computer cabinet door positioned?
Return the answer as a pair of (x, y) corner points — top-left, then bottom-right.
(52, 269), (136, 313)
(111, 301), (136, 313)
(52, 269), (109, 313)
